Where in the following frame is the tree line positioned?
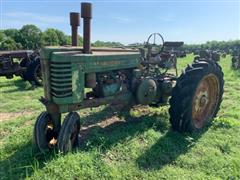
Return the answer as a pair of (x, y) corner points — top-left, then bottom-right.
(0, 24), (123, 50)
(182, 40), (240, 53)
(0, 24), (239, 52)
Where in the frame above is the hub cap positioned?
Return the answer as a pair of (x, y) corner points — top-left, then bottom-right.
(192, 74), (220, 129)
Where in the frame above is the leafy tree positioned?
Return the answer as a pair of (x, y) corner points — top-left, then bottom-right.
(66, 35), (71, 45)
(3, 29), (21, 43)
(0, 36), (18, 50)
(19, 25), (42, 49)
(93, 40), (123, 47)
(54, 29), (68, 45)
(0, 31), (6, 42)
(64, 35), (83, 46)
(77, 35), (83, 46)
(41, 28), (59, 46)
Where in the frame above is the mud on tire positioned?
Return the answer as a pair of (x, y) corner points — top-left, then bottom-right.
(169, 59), (224, 132)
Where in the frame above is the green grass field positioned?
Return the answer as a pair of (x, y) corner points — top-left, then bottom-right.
(0, 54), (240, 179)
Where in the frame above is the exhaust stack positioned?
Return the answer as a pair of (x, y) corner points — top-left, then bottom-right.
(70, 12), (80, 46)
(81, 2), (92, 53)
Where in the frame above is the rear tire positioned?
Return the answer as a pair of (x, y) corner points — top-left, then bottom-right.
(24, 57), (42, 86)
(169, 59), (224, 132)
(57, 112), (80, 153)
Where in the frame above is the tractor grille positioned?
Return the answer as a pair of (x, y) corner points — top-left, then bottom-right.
(50, 61), (72, 98)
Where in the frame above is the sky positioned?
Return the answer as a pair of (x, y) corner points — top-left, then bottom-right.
(0, 0), (239, 45)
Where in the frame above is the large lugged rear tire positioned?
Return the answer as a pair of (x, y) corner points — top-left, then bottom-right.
(169, 59), (224, 132)
(24, 57), (42, 86)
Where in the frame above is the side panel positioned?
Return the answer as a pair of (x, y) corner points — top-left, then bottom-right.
(40, 51), (51, 100)
(81, 55), (139, 73)
(51, 53), (140, 73)
(72, 64), (84, 103)
(50, 60), (84, 105)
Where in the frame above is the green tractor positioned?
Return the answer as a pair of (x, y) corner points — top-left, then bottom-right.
(34, 3), (224, 153)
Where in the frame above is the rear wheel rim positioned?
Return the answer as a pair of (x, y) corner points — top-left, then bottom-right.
(192, 74), (220, 129)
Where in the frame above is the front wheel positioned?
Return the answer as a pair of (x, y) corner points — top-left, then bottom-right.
(169, 59), (224, 132)
(34, 112), (61, 153)
(57, 112), (80, 153)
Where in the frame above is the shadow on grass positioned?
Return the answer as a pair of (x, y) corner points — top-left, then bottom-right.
(78, 108), (170, 152)
(0, 79), (36, 93)
(78, 106), (203, 171)
(0, 106), (142, 179)
(136, 131), (202, 170)
(81, 106), (121, 127)
(0, 140), (57, 179)
(232, 69), (240, 78)
(0, 105), (203, 179)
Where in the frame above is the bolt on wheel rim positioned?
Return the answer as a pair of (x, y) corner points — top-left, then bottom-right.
(192, 74), (220, 129)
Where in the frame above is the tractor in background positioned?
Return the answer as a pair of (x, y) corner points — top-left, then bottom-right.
(0, 50), (42, 85)
(231, 49), (240, 70)
(194, 50), (220, 62)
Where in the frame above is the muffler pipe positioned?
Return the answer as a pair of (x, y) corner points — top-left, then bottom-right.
(81, 2), (92, 53)
(70, 12), (80, 46)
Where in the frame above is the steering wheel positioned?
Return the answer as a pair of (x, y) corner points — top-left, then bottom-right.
(146, 33), (164, 45)
(146, 33), (165, 56)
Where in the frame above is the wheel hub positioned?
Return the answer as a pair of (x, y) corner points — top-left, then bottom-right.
(194, 91), (209, 112)
(192, 74), (220, 129)
(200, 95), (208, 107)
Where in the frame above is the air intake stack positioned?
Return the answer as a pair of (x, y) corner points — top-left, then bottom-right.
(81, 2), (92, 53)
(70, 12), (80, 46)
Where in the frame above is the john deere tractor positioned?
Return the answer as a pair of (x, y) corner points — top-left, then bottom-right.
(34, 3), (224, 153)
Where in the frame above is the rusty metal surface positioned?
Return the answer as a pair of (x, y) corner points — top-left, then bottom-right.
(0, 50), (33, 58)
(40, 57), (52, 100)
(85, 73), (96, 88)
(70, 12), (80, 46)
(66, 91), (133, 112)
(0, 64), (25, 76)
(81, 2), (92, 18)
(0, 50), (31, 78)
(192, 74), (220, 128)
(81, 2), (92, 54)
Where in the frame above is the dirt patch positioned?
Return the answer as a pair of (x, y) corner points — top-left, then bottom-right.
(80, 115), (125, 139)
(0, 111), (33, 122)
